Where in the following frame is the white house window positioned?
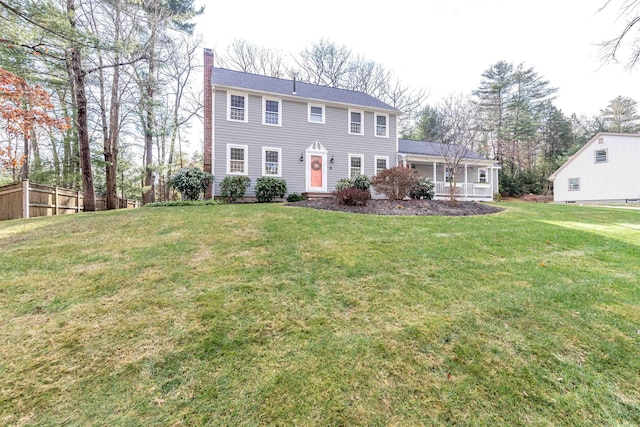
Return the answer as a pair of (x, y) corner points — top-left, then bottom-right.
(445, 167), (454, 182)
(349, 154), (364, 177)
(227, 144), (248, 175)
(568, 177), (580, 191)
(228, 93), (248, 122)
(263, 98), (281, 126)
(375, 113), (388, 137)
(349, 109), (364, 135)
(375, 156), (388, 175)
(478, 168), (488, 183)
(308, 104), (325, 123)
(594, 149), (608, 164)
(262, 147), (281, 177)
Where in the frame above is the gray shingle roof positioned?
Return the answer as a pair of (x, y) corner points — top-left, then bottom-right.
(211, 67), (399, 112)
(398, 138), (488, 160)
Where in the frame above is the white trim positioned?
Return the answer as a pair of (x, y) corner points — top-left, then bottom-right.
(212, 88), (216, 176)
(305, 140), (328, 192)
(261, 146), (282, 177)
(374, 112), (389, 138)
(374, 155), (389, 175)
(568, 177), (580, 191)
(348, 153), (364, 177)
(348, 109), (364, 135)
(226, 144), (249, 175)
(262, 96), (282, 127)
(227, 91), (248, 123)
(308, 103), (325, 124)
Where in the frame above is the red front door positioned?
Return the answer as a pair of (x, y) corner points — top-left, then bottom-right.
(310, 155), (323, 188)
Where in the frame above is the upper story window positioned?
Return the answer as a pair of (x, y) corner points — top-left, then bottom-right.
(262, 147), (282, 177)
(308, 104), (325, 124)
(594, 149), (608, 164)
(374, 113), (388, 138)
(349, 154), (364, 177)
(263, 97), (281, 126)
(349, 109), (364, 135)
(478, 168), (488, 183)
(569, 177), (580, 191)
(228, 92), (248, 122)
(227, 144), (248, 175)
(375, 156), (388, 175)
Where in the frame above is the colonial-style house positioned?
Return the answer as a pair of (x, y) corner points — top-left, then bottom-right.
(202, 48), (499, 201)
(549, 132), (640, 204)
(202, 49), (399, 198)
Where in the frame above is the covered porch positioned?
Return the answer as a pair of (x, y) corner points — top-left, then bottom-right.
(400, 155), (500, 201)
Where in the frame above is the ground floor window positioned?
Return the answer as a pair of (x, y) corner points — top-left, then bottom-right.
(349, 154), (364, 177)
(262, 147), (281, 176)
(375, 156), (388, 175)
(568, 177), (580, 191)
(227, 144), (248, 175)
(478, 168), (488, 183)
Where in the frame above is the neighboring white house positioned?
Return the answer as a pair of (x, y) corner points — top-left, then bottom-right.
(549, 132), (640, 204)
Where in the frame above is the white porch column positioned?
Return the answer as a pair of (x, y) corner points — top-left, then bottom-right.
(464, 164), (468, 198)
(433, 162), (437, 182)
(402, 156), (407, 168)
(489, 165), (493, 193)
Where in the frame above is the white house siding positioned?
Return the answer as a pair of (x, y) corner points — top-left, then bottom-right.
(212, 89), (398, 197)
(552, 133), (640, 203)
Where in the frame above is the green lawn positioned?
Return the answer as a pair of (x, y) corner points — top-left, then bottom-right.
(0, 202), (639, 426)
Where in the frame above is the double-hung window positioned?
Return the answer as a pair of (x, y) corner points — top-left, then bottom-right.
(478, 168), (488, 183)
(262, 147), (282, 177)
(308, 104), (325, 123)
(349, 154), (364, 177)
(375, 156), (388, 175)
(263, 97), (281, 126)
(228, 93), (248, 122)
(594, 149), (608, 164)
(349, 109), (364, 135)
(568, 177), (580, 191)
(227, 144), (248, 175)
(374, 113), (388, 137)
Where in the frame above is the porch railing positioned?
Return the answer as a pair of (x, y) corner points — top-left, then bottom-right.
(434, 182), (492, 198)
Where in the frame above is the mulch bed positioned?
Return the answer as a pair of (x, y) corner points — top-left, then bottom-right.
(286, 198), (503, 216)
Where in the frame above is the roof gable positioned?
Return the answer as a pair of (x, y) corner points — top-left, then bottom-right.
(211, 67), (399, 113)
(548, 132), (640, 180)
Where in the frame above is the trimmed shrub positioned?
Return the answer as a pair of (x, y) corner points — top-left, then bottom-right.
(255, 177), (287, 202)
(371, 166), (421, 200)
(168, 167), (213, 201)
(334, 175), (370, 192)
(220, 176), (251, 203)
(351, 174), (371, 191)
(335, 178), (353, 191)
(286, 193), (306, 202)
(409, 177), (435, 200)
(334, 188), (371, 206)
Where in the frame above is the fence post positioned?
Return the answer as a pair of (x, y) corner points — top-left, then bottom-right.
(77, 190), (81, 213)
(22, 180), (29, 219)
(54, 185), (59, 216)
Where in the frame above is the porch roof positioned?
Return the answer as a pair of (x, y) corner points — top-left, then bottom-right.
(398, 139), (488, 160)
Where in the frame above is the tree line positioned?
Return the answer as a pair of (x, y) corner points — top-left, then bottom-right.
(2, 0), (640, 204)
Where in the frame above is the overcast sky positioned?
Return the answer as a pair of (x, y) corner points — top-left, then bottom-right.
(192, 0), (639, 119)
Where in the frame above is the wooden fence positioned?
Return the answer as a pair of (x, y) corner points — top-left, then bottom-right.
(0, 180), (139, 221)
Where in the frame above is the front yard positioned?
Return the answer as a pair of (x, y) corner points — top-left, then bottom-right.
(0, 202), (638, 425)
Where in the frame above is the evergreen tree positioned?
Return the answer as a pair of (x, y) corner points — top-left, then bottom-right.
(600, 95), (639, 133)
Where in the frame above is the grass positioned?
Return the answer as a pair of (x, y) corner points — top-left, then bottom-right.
(0, 202), (639, 426)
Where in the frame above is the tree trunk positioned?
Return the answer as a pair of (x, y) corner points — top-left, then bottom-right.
(142, 43), (155, 204)
(68, 0), (95, 211)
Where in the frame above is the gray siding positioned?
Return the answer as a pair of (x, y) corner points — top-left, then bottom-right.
(212, 89), (398, 196)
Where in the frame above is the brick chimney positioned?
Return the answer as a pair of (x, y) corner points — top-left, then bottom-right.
(203, 48), (214, 199)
